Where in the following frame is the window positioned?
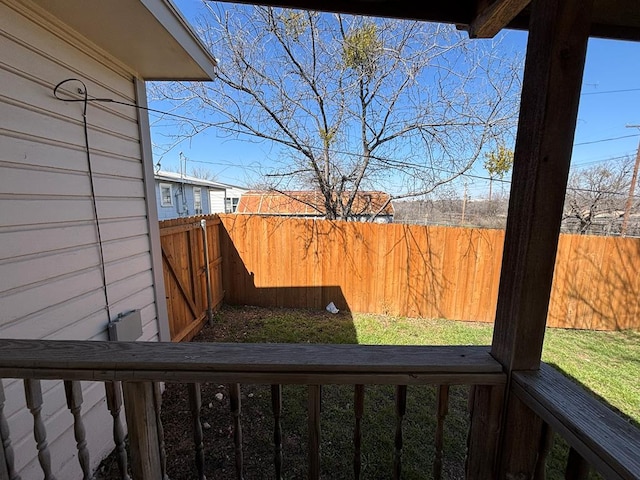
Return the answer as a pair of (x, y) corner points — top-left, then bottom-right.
(225, 197), (240, 213)
(160, 183), (173, 207)
(194, 187), (202, 214)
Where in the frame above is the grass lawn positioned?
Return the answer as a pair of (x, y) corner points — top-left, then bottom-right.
(237, 307), (640, 423)
(96, 305), (639, 480)
(211, 306), (638, 479)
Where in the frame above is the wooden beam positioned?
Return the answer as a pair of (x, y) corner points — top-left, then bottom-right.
(491, 0), (593, 372)
(0, 340), (501, 374)
(0, 340), (505, 385)
(513, 364), (640, 480)
(468, 0), (531, 38)
(486, 0), (593, 476)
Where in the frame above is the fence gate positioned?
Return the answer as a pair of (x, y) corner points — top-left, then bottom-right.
(159, 215), (224, 341)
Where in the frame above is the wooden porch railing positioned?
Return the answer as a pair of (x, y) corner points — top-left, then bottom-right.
(0, 340), (638, 480)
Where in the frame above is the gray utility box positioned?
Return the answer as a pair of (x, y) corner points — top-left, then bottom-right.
(108, 309), (142, 342)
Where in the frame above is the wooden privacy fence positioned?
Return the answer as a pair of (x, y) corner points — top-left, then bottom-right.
(218, 215), (640, 331)
(159, 215), (224, 341)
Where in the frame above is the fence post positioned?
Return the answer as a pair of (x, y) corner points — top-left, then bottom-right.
(200, 219), (214, 325)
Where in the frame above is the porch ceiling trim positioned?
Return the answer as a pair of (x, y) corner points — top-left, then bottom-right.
(29, 0), (217, 80)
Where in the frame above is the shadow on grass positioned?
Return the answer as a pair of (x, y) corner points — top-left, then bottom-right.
(95, 306), (472, 480)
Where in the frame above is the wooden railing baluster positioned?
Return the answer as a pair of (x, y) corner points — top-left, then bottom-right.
(0, 433), (8, 480)
(565, 447), (590, 480)
(0, 381), (20, 480)
(229, 383), (243, 479)
(433, 384), (449, 480)
(353, 384), (364, 480)
(308, 385), (321, 480)
(270, 384), (283, 480)
(188, 383), (206, 480)
(393, 385), (407, 480)
(24, 379), (56, 480)
(533, 422), (554, 480)
(63, 381), (90, 480)
(105, 382), (130, 480)
(153, 383), (169, 480)
(122, 382), (162, 480)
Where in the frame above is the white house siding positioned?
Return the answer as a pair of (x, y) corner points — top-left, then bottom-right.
(0, 1), (163, 478)
(209, 188), (227, 213)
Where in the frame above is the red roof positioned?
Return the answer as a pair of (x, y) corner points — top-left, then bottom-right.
(236, 190), (394, 217)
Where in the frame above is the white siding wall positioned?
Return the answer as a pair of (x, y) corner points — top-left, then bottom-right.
(0, 1), (162, 478)
(209, 189), (226, 213)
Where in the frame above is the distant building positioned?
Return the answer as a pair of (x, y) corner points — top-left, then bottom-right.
(237, 190), (394, 222)
(155, 171), (248, 220)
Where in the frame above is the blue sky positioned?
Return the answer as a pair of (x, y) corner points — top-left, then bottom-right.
(151, 1), (640, 197)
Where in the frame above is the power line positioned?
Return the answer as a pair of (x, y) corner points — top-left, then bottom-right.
(57, 77), (640, 199)
(581, 87), (640, 96)
(574, 134), (639, 146)
(145, 100), (640, 152)
(571, 152), (636, 169)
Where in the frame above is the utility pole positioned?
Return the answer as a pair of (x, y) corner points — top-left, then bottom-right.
(621, 125), (640, 237)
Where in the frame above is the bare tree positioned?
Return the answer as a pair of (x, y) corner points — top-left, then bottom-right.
(152, 3), (522, 220)
(190, 166), (218, 181)
(161, 156), (218, 181)
(563, 157), (636, 235)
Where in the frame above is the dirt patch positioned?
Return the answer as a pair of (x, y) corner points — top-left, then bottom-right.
(94, 306), (288, 480)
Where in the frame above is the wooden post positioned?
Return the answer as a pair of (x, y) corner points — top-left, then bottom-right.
(470, 0), (594, 477)
(492, 0), (593, 371)
(122, 382), (162, 480)
(465, 384), (504, 479)
(621, 138), (640, 236)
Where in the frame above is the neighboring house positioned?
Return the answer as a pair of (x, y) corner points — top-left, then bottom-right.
(223, 185), (248, 213)
(0, 0), (215, 478)
(237, 190), (395, 222)
(155, 171), (248, 219)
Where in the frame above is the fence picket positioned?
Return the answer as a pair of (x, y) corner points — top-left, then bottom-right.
(215, 215), (640, 331)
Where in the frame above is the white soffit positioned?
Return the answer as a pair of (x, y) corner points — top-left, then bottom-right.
(30, 0), (217, 80)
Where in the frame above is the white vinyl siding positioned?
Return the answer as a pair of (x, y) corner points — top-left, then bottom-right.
(209, 188), (226, 213)
(0, 1), (162, 478)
